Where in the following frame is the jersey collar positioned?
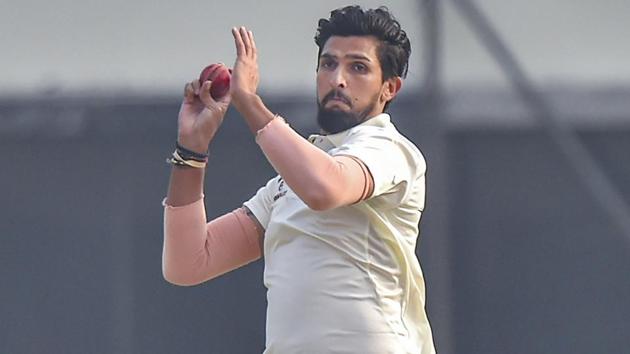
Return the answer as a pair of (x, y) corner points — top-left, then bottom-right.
(308, 113), (391, 150)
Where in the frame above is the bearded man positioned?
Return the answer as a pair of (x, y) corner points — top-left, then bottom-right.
(162, 6), (436, 354)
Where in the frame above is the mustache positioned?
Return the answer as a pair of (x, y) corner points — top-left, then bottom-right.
(321, 90), (352, 107)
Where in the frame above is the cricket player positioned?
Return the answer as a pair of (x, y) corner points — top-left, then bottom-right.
(163, 5), (436, 353)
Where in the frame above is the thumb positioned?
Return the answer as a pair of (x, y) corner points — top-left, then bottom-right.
(200, 80), (232, 109)
(198, 80), (215, 107)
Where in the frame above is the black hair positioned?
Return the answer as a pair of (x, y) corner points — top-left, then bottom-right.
(314, 5), (411, 81)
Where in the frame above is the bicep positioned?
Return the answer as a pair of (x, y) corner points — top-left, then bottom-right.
(327, 155), (374, 207)
(203, 207), (264, 273)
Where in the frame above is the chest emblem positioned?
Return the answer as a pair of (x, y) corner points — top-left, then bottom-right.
(273, 178), (288, 201)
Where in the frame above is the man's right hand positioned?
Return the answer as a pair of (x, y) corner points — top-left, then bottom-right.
(177, 79), (231, 153)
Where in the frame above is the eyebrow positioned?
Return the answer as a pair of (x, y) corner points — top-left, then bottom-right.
(320, 53), (373, 62)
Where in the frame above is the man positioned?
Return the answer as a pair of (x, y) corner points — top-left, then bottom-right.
(163, 5), (436, 354)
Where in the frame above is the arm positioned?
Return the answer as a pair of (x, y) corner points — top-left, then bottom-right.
(229, 27), (373, 210)
(163, 201), (263, 286)
(163, 76), (263, 286)
(255, 117), (373, 210)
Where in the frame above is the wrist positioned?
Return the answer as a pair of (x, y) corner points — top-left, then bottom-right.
(232, 93), (276, 134)
(232, 91), (258, 112)
(176, 135), (210, 154)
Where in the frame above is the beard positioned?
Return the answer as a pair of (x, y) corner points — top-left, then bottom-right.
(316, 90), (379, 134)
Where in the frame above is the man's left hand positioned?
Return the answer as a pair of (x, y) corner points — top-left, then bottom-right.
(230, 26), (259, 109)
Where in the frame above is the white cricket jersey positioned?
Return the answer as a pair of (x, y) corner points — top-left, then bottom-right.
(244, 113), (436, 354)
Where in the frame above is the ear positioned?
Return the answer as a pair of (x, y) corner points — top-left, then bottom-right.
(381, 76), (403, 104)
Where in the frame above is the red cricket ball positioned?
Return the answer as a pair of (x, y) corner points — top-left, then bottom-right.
(198, 63), (232, 99)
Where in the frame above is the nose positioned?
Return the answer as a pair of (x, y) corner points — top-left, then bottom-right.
(329, 67), (347, 89)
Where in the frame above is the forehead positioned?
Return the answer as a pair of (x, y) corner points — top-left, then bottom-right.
(320, 35), (380, 61)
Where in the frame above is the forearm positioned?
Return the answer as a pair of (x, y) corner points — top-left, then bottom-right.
(255, 118), (371, 210)
(166, 166), (205, 207)
(163, 197), (209, 285)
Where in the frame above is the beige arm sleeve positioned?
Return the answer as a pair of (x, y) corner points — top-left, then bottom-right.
(162, 198), (263, 286)
(255, 117), (374, 211)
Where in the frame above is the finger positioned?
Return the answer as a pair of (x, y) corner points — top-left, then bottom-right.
(248, 30), (257, 58)
(240, 26), (251, 56)
(199, 64), (220, 84)
(232, 27), (245, 57)
(191, 79), (201, 95)
(184, 82), (193, 96)
(184, 82), (195, 102)
(198, 80), (215, 107)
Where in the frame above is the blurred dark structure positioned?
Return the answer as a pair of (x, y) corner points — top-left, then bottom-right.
(1, 87), (629, 354)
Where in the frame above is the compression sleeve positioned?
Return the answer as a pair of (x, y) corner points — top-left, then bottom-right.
(162, 198), (263, 286)
(255, 117), (373, 210)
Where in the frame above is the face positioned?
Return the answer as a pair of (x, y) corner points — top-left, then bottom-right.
(316, 35), (401, 134)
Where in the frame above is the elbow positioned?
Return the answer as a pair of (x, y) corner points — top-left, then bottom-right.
(301, 187), (339, 211)
(162, 270), (193, 287)
(304, 197), (335, 211)
(162, 264), (205, 287)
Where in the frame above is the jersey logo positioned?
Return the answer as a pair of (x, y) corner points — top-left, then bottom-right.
(273, 177), (288, 201)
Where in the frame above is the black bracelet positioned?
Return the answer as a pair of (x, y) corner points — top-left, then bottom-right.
(176, 141), (208, 162)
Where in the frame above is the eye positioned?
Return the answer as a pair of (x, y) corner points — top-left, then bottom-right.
(352, 62), (367, 73)
(319, 59), (336, 70)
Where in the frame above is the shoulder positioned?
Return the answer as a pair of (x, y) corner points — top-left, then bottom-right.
(242, 175), (283, 229)
(339, 121), (426, 178)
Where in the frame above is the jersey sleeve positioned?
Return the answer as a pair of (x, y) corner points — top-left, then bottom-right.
(332, 128), (425, 206)
(243, 176), (280, 229)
